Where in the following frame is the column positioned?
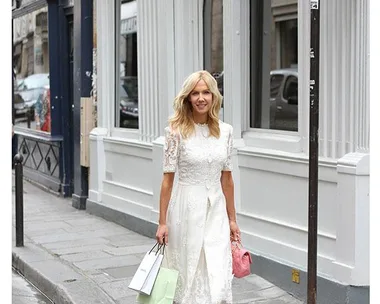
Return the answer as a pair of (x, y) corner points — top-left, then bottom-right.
(223, 0), (249, 138)
(319, 0), (369, 159)
(138, 0), (161, 142)
(96, 0), (114, 131)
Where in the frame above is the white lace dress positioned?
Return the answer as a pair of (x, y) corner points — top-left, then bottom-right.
(162, 121), (234, 304)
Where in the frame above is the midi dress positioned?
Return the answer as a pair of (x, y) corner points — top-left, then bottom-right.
(162, 121), (234, 304)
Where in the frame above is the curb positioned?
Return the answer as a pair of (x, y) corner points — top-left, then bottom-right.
(12, 249), (71, 304)
(12, 243), (116, 304)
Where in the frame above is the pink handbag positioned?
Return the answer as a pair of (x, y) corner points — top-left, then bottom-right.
(231, 241), (252, 278)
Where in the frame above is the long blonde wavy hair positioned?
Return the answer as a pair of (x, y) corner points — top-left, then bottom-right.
(169, 70), (222, 139)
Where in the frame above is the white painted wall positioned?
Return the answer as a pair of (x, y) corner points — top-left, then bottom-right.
(91, 0), (369, 287)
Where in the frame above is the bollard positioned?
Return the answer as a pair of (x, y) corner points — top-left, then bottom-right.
(14, 154), (24, 247)
(27, 111), (31, 129)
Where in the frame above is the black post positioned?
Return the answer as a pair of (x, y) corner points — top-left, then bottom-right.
(12, 10), (16, 168)
(12, 19), (14, 128)
(14, 154), (24, 247)
(307, 1), (320, 304)
(27, 111), (31, 128)
(72, 0), (93, 209)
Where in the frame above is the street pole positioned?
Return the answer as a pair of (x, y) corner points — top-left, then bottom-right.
(12, 0), (22, 166)
(14, 154), (24, 247)
(307, 1), (320, 304)
(12, 3), (16, 168)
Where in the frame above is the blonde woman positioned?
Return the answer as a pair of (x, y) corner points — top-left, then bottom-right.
(156, 70), (240, 304)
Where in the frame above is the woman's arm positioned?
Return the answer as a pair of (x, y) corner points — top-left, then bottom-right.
(156, 172), (175, 244)
(159, 173), (175, 225)
(157, 126), (179, 244)
(221, 171), (236, 222)
(221, 170), (240, 241)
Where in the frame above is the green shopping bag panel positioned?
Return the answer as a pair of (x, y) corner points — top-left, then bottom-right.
(136, 267), (179, 304)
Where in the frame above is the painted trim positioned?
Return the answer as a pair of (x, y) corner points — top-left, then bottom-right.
(103, 179), (153, 197)
(103, 136), (152, 159)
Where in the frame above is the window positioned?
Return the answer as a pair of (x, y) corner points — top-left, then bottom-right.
(115, 0), (138, 129)
(250, 0), (298, 132)
(203, 0), (224, 108)
(13, 6), (51, 133)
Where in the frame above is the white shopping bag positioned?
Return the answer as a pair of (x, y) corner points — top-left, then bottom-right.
(128, 243), (165, 295)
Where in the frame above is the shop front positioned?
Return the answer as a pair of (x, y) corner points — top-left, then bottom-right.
(88, 1), (369, 303)
(13, 0), (75, 196)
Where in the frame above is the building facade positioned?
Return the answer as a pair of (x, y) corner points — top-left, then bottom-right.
(88, 0), (370, 302)
(13, 0), (94, 209)
(13, 0), (75, 195)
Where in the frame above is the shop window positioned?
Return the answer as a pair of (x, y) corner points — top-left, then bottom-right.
(115, 0), (139, 129)
(13, 6), (51, 133)
(203, 0), (224, 106)
(250, 0), (298, 132)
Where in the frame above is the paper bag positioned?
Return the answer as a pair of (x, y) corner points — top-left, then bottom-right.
(128, 243), (164, 295)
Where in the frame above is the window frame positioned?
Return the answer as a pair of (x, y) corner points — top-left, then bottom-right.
(112, 0), (140, 138)
(242, 0), (306, 153)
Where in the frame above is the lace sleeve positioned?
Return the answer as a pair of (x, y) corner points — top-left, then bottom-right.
(223, 125), (233, 171)
(163, 127), (180, 173)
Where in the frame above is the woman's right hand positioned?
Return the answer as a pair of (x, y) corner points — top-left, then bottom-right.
(156, 224), (168, 245)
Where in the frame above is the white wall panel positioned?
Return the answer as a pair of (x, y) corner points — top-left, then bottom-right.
(104, 141), (153, 194)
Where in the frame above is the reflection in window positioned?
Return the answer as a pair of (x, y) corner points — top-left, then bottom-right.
(203, 0), (224, 102)
(250, 0), (298, 132)
(116, 0), (138, 129)
(13, 6), (51, 133)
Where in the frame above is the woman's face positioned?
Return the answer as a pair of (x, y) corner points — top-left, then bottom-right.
(188, 79), (213, 118)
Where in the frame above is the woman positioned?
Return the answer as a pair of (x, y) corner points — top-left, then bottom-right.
(156, 70), (241, 304)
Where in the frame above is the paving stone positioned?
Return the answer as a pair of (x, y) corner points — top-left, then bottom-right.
(63, 222), (130, 233)
(117, 295), (139, 304)
(105, 234), (153, 247)
(26, 228), (71, 237)
(73, 255), (141, 271)
(103, 265), (139, 279)
(42, 237), (109, 250)
(103, 244), (153, 256)
(87, 272), (114, 285)
(31, 232), (93, 244)
(256, 286), (288, 299)
(25, 221), (73, 232)
(243, 274), (275, 290)
(49, 244), (112, 256)
(100, 278), (135, 300)
(64, 218), (110, 226)
(60, 250), (112, 263)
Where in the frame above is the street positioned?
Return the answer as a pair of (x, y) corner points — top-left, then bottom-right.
(12, 268), (52, 304)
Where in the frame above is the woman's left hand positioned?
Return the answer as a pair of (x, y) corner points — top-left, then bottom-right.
(229, 220), (241, 242)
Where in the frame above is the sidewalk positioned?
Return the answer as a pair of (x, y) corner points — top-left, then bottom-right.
(12, 178), (304, 304)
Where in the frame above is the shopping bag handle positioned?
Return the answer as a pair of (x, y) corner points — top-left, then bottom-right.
(149, 242), (166, 256)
